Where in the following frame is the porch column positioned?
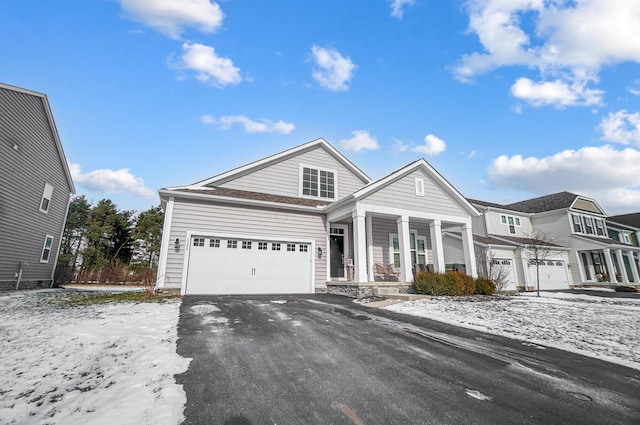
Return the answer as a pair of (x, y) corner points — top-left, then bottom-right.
(615, 249), (629, 283)
(366, 216), (374, 282)
(430, 219), (445, 273)
(603, 248), (618, 283)
(461, 224), (478, 277)
(325, 220), (331, 283)
(627, 251), (640, 283)
(352, 212), (368, 282)
(397, 216), (413, 282)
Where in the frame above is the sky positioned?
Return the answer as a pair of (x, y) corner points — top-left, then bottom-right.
(1, 0), (640, 215)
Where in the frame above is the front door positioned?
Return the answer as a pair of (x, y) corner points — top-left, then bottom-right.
(330, 235), (345, 278)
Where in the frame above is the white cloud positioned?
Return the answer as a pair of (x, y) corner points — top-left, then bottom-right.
(455, 0), (640, 107)
(486, 145), (640, 212)
(412, 134), (447, 156)
(202, 114), (295, 134)
(339, 130), (379, 152)
(510, 77), (604, 108)
(628, 80), (640, 96)
(391, 138), (410, 153)
(179, 42), (241, 87)
(310, 46), (357, 91)
(119, 0), (223, 39)
(69, 163), (155, 199)
(390, 0), (415, 19)
(598, 110), (640, 145)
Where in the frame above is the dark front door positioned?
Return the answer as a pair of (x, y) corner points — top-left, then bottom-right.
(330, 235), (345, 278)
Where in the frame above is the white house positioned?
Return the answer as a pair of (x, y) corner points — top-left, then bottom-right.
(156, 138), (479, 296)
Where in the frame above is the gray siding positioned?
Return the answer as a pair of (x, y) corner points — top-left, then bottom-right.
(218, 146), (367, 200)
(361, 169), (468, 218)
(164, 198), (327, 289)
(0, 87), (72, 284)
(485, 210), (533, 237)
(370, 217), (433, 266)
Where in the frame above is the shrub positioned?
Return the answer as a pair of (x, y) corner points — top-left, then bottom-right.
(413, 271), (475, 296)
(474, 277), (496, 296)
(615, 285), (638, 293)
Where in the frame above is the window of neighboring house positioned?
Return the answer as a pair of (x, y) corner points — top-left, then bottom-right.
(623, 234), (631, 244)
(40, 235), (54, 263)
(584, 217), (594, 234)
(301, 165), (335, 199)
(595, 218), (605, 236)
(500, 214), (520, 234)
(39, 183), (53, 213)
(414, 178), (424, 196)
(572, 214), (583, 233)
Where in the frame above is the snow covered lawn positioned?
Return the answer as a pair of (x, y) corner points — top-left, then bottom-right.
(385, 291), (640, 371)
(0, 289), (190, 425)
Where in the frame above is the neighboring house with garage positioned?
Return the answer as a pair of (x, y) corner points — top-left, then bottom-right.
(447, 192), (640, 290)
(0, 82), (75, 290)
(156, 138), (480, 296)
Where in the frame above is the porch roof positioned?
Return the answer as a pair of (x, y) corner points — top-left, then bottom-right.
(573, 234), (640, 251)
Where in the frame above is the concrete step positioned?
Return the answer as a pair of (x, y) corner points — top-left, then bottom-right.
(382, 293), (431, 301)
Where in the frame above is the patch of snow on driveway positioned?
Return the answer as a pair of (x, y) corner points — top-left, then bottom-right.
(0, 290), (190, 425)
(385, 292), (640, 371)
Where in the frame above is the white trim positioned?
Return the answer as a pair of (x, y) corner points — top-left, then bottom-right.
(354, 202), (473, 226)
(366, 216), (374, 281)
(39, 183), (53, 214)
(181, 230), (316, 295)
(40, 234), (54, 263)
(156, 197), (175, 289)
(298, 163), (338, 200)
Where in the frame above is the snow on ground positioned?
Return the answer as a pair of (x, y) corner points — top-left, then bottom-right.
(384, 291), (640, 371)
(0, 289), (190, 425)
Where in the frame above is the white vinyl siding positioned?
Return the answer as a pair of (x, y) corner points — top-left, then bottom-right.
(361, 170), (468, 218)
(164, 198), (327, 290)
(217, 146), (367, 200)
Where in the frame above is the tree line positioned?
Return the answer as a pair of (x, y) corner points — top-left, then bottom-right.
(56, 195), (163, 285)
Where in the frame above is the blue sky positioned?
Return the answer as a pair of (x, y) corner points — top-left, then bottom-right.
(2, 0), (639, 214)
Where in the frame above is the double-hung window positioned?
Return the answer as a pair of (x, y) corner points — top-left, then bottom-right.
(40, 235), (54, 263)
(584, 217), (594, 234)
(39, 183), (53, 213)
(500, 215), (520, 234)
(301, 165), (335, 199)
(595, 219), (605, 236)
(572, 215), (583, 233)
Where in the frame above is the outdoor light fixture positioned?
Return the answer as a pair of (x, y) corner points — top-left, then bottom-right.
(317, 246), (323, 258)
(174, 238), (180, 250)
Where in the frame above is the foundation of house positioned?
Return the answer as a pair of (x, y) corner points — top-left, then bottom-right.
(326, 281), (413, 298)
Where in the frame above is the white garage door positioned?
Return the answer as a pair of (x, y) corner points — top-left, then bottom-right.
(529, 260), (569, 290)
(184, 236), (313, 295)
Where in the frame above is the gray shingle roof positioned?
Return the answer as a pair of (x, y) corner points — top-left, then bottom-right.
(174, 188), (332, 207)
(503, 191), (578, 213)
(607, 213), (640, 229)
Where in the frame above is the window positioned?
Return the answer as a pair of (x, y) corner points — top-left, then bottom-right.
(595, 219), (605, 236)
(39, 183), (53, 213)
(301, 166), (335, 199)
(584, 217), (594, 234)
(287, 243), (296, 252)
(391, 232), (425, 267)
(209, 239), (220, 247)
(500, 214), (521, 234)
(623, 234), (631, 244)
(193, 238), (205, 247)
(572, 215), (583, 233)
(414, 178), (424, 196)
(272, 243), (281, 251)
(227, 240), (238, 249)
(40, 235), (54, 263)
(242, 241), (252, 249)
(258, 242), (268, 250)
(299, 244), (308, 252)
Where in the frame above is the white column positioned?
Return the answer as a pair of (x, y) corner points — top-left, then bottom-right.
(397, 216), (413, 282)
(366, 216), (374, 282)
(352, 212), (368, 283)
(430, 219), (445, 273)
(461, 224), (478, 277)
(616, 249), (629, 283)
(156, 196), (175, 290)
(627, 251), (639, 283)
(603, 249), (618, 283)
(325, 220), (331, 282)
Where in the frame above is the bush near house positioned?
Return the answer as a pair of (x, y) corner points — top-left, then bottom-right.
(413, 271), (496, 296)
(615, 285), (638, 293)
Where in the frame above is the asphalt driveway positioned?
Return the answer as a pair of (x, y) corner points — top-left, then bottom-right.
(176, 294), (640, 425)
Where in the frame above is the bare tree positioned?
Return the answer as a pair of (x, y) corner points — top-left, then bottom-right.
(476, 246), (512, 292)
(522, 231), (558, 297)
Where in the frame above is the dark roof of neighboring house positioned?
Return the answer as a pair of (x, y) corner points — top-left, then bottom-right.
(466, 198), (506, 209)
(503, 191), (579, 213)
(573, 234), (636, 248)
(607, 213), (640, 229)
(473, 234), (518, 246)
(174, 187), (332, 207)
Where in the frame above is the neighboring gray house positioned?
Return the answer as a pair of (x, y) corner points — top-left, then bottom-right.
(447, 192), (640, 290)
(157, 138), (479, 296)
(0, 83), (75, 290)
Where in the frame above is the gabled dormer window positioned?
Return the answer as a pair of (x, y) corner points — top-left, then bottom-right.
(300, 165), (336, 199)
(500, 214), (521, 234)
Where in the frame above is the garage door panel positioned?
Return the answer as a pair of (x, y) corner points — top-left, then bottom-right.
(528, 260), (569, 290)
(185, 237), (312, 295)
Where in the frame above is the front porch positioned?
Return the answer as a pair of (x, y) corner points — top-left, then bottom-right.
(576, 247), (640, 285)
